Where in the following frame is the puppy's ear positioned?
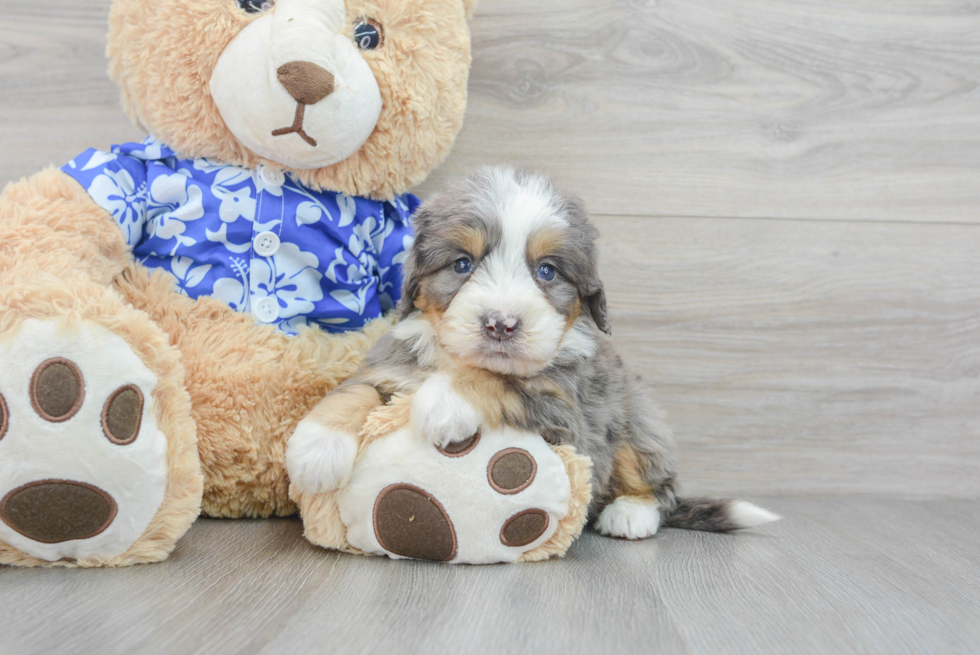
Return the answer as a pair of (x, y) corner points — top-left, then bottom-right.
(397, 254), (420, 318)
(584, 283), (611, 335)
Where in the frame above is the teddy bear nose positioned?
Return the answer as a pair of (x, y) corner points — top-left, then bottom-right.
(276, 61), (335, 105)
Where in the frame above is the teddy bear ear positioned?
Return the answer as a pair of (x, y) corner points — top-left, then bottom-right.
(462, 0), (477, 20)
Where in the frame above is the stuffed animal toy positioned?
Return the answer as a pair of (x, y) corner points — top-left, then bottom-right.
(293, 394), (593, 563)
(0, 0), (591, 567)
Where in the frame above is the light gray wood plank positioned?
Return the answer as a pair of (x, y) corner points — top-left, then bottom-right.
(0, 1), (145, 179)
(421, 0), (980, 223)
(1, 498), (978, 655)
(3, 0), (980, 223)
(595, 214), (980, 497)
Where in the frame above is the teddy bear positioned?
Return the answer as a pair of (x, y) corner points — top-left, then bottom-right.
(0, 0), (593, 567)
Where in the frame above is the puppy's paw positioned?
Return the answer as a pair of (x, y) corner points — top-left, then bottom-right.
(411, 374), (482, 448)
(286, 419), (358, 494)
(595, 496), (661, 540)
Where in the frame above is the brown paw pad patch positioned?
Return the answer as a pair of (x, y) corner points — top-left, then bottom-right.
(500, 509), (550, 547)
(0, 480), (117, 544)
(102, 385), (144, 445)
(436, 431), (481, 457)
(30, 358), (85, 423)
(488, 448), (537, 494)
(373, 483), (457, 561)
(0, 391), (7, 441)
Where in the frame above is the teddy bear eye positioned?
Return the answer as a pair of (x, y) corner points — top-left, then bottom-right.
(354, 19), (384, 50)
(237, 0), (274, 13)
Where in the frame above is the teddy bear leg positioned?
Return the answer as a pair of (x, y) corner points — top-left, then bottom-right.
(0, 275), (202, 567)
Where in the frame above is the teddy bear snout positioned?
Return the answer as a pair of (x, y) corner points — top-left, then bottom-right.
(276, 61), (335, 105)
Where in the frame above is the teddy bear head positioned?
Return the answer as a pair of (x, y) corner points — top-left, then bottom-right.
(106, 0), (476, 199)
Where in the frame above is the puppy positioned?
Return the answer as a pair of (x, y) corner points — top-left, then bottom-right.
(288, 166), (779, 539)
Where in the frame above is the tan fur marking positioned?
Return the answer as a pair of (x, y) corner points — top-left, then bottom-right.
(304, 384), (385, 439)
(414, 278), (451, 316)
(521, 375), (574, 408)
(421, 304), (445, 326)
(527, 227), (566, 263)
(610, 444), (656, 498)
(448, 224), (487, 259)
(565, 297), (582, 331)
(451, 367), (526, 427)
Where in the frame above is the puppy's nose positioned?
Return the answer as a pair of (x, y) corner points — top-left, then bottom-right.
(483, 312), (521, 341)
(277, 61), (335, 105)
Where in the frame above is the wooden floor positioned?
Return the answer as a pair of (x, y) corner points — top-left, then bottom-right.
(1, 498), (978, 655)
(2, 0), (979, 653)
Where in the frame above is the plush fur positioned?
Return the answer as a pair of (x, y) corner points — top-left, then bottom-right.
(0, 0), (475, 566)
(297, 167), (780, 538)
(291, 393), (593, 561)
(0, 200), (202, 565)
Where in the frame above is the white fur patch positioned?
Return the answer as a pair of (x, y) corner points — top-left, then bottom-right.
(391, 313), (443, 369)
(554, 318), (599, 364)
(411, 374), (482, 447)
(0, 320), (168, 562)
(729, 501), (782, 528)
(595, 496), (662, 540)
(285, 419), (358, 493)
(339, 424), (571, 564)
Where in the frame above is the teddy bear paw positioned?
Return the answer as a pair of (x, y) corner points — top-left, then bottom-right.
(286, 420), (358, 493)
(0, 319), (168, 562)
(410, 373), (482, 448)
(338, 424), (573, 564)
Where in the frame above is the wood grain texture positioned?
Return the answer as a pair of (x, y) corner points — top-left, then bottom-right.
(421, 0), (980, 223)
(1, 500), (979, 655)
(3, 0), (980, 223)
(597, 214), (980, 497)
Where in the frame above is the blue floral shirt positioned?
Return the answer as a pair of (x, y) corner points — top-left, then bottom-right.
(62, 137), (418, 335)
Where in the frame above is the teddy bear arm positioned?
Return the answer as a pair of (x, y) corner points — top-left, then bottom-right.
(0, 168), (134, 286)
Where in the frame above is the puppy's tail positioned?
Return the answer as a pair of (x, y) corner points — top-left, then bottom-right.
(663, 497), (781, 532)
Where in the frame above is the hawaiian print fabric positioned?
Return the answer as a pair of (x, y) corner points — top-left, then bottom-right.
(62, 138), (418, 334)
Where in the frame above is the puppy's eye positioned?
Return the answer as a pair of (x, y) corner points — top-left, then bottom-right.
(453, 258), (473, 275)
(237, 0), (274, 13)
(354, 19), (384, 50)
(537, 264), (556, 281)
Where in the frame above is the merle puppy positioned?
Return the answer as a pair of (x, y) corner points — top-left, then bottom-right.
(288, 166), (779, 538)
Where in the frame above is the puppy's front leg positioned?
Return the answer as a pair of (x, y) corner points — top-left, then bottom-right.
(286, 384), (385, 493)
(411, 373), (482, 447)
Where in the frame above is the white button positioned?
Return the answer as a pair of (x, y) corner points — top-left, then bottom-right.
(253, 297), (279, 323)
(259, 166), (285, 187)
(253, 231), (280, 257)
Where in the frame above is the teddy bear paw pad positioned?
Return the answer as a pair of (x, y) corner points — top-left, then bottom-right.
(373, 484), (457, 561)
(340, 425), (572, 564)
(0, 319), (168, 562)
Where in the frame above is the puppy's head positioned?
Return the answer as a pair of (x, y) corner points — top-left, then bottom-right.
(398, 166), (608, 377)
